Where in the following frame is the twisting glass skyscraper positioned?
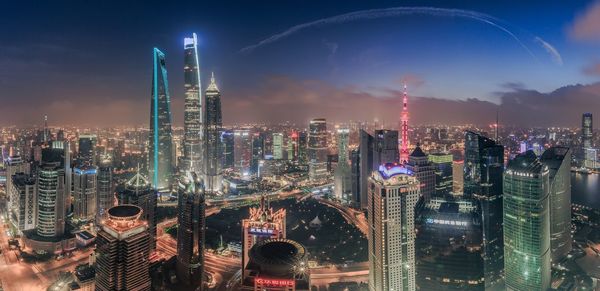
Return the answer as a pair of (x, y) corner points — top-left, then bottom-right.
(182, 33), (204, 174)
(503, 151), (551, 291)
(176, 172), (206, 288)
(149, 48), (174, 191)
(204, 73), (223, 193)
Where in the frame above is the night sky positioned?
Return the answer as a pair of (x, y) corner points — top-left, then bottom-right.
(2, 0), (600, 127)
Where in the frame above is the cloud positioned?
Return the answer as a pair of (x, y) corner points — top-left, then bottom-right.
(583, 62), (600, 75)
(569, 1), (600, 42)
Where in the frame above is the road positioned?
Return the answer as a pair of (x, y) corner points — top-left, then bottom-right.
(315, 197), (368, 236)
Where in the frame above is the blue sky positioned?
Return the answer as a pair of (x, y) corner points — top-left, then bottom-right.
(1, 0), (600, 126)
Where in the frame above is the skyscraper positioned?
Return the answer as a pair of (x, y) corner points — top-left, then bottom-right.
(5, 155), (30, 221)
(373, 129), (399, 168)
(272, 132), (284, 160)
(350, 149), (360, 206)
(149, 47), (174, 191)
(400, 85), (410, 163)
(182, 33), (204, 175)
(540, 147), (572, 262)
(308, 118), (328, 181)
(368, 163), (419, 291)
(358, 130), (374, 209)
(234, 129), (252, 174)
(334, 128), (351, 202)
(77, 134), (97, 165)
(96, 205), (151, 291)
(503, 151), (551, 291)
(73, 165), (97, 221)
(221, 130), (234, 169)
(96, 155), (114, 223)
(428, 153), (453, 197)
(204, 72), (223, 193)
(406, 145), (435, 202)
(464, 131), (504, 288)
(582, 113), (593, 149)
(251, 132), (264, 175)
(118, 172), (157, 251)
(241, 195), (286, 285)
(176, 173), (206, 288)
(297, 131), (308, 164)
(10, 173), (37, 233)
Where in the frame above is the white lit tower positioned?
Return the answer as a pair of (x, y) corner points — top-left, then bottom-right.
(400, 84), (410, 163)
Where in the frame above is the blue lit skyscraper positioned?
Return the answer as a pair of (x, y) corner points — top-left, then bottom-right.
(182, 33), (204, 175)
(148, 48), (174, 191)
(204, 73), (223, 193)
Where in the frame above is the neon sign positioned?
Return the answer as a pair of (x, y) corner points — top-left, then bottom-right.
(255, 278), (295, 288)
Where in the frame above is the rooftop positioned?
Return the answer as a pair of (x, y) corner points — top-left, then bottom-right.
(378, 163), (413, 179)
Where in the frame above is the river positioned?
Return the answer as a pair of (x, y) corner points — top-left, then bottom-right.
(571, 172), (600, 209)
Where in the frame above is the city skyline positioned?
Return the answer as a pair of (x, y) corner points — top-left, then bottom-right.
(3, 1), (600, 126)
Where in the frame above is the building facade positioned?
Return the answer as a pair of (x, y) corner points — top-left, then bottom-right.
(117, 172), (157, 251)
(182, 33), (204, 175)
(334, 128), (351, 202)
(405, 146), (435, 202)
(204, 73), (223, 193)
(429, 153), (453, 197)
(73, 165), (98, 221)
(308, 118), (328, 181)
(96, 155), (113, 223)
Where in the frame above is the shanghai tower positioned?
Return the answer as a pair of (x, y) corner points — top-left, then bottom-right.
(182, 33), (204, 175)
(204, 72), (223, 193)
(149, 48), (174, 191)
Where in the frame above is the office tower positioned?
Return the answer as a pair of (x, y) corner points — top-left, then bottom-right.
(5, 155), (30, 218)
(148, 47), (174, 191)
(334, 128), (351, 201)
(406, 146), (435, 201)
(368, 163), (419, 291)
(36, 141), (71, 238)
(358, 130), (374, 209)
(244, 239), (310, 291)
(400, 85), (410, 163)
(96, 155), (114, 223)
(176, 173), (205, 288)
(251, 132), (264, 175)
(287, 132), (296, 160)
(182, 33), (204, 174)
(222, 130), (234, 169)
(373, 129), (399, 168)
(350, 149), (360, 205)
(585, 148), (598, 169)
(118, 172), (157, 251)
(9, 173), (37, 233)
(453, 159), (464, 194)
(308, 118), (328, 181)
(503, 151), (551, 291)
(96, 205), (151, 291)
(429, 153), (453, 197)
(416, 198), (484, 290)
(582, 113), (593, 149)
(234, 129), (252, 174)
(77, 134), (97, 165)
(464, 131), (505, 288)
(204, 72), (223, 193)
(73, 165), (97, 221)
(242, 196), (286, 284)
(297, 131), (308, 164)
(540, 147), (572, 262)
(272, 133), (284, 160)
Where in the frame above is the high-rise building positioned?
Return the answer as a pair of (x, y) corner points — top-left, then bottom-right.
(373, 129), (399, 168)
(272, 133), (284, 160)
(251, 132), (264, 175)
(428, 153), (453, 197)
(176, 173), (206, 288)
(234, 129), (252, 174)
(400, 85), (410, 163)
(118, 172), (157, 251)
(95, 205), (151, 291)
(368, 163), (419, 291)
(242, 195), (286, 285)
(308, 118), (328, 181)
(358, 130), (374, 209)
(582, 113), (593, 149)
(221, 130), (235, 169)
(9, 173), (37, 233)
(464, 131), (504, 288)
(453, 160), (464, 195)
(204, 73), (223, 193)
(5, 155), (30, 220)
(36, 142), (71, 238)
(540, 147), (572, 262)
(77, 134), (97, 165)
(148, 47), (174, 191)
(503, 151), (551, 291)
(182, 33), (204, 175)
(334, 128), (351, 202)
(96, 155), (114, 223)
(73, 165), (97, 221)
(406, 146), (435, 201)
(297, 131), (308, 164)
(350, 149), (361, 206)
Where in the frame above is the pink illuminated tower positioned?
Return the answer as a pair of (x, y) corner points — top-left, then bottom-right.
(400, 84), (410, 163)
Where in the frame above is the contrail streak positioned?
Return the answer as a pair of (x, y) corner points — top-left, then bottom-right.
(240, 7), (562, 65)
